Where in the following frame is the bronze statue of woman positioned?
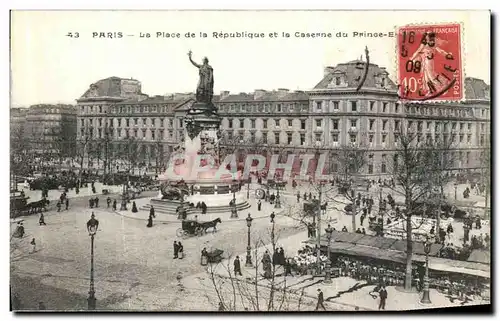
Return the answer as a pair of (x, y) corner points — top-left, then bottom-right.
(188, 50), (214, 103)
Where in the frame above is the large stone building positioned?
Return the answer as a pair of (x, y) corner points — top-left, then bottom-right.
(76, 60), (490, 176)
(11, 104), (77, 157)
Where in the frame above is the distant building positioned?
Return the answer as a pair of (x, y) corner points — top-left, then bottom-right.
(76, 61), (490, 176)
(10, 107), (28, 140)
(24, 104), (77, 157)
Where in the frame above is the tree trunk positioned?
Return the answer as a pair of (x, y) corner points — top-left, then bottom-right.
(436, 186), (443, 243)
(405, 200), (413, 290)
(351, 197), (357, 232)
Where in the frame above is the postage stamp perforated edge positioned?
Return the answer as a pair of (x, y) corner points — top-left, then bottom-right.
(393, 21), (466, 104)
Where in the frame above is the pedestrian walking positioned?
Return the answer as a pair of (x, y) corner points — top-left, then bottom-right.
(297, 192), (300, 203)
(89, 198), (94, 208)
(65, 198), (69, 210)
(30, 238), (36, 253)
(378, 285), (388, 310)
(150, 206), (155, 218)
(234, 256), (243, 276)
(112, 199), (117, 211)
(257, 200), (262, 211)
(107, 197), (111, 208)
(315, 289), (326, 311)
(56, 201), (61, 212)
(173, 241), (179, 259)
(95, 197), (99, 208)
(178, 242), (184, 259)
(39, 213), (46, 226)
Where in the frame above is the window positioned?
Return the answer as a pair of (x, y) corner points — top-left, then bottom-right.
(263, 119), (267, 129)
(239, 119), (244, 128)
(81, 106), (85, 113)
(382, 102), (387, 113)
(466, 152), (470, 164)
(288, 119), (293, 127)
(118, 119), (122, 127)
(277, 104), (282, 112)
(350, 101), (357, 112)
(467, 134), (471, 144)
(126, 119), (130, 127)
(133, 118), (137, 126)
(250, 132), (255, 143)
(426, 134), (432, 143)
(468, 123), (472, 131)
(238, 131), (244, 141)
(228, 132), (233, 140)
(381, 154), (387, 173)
(315, 133), (322, 143)
(80, 128), (84, 137)
(382, 134), (387, 144)
(80, 119), (84, 127)
(408, 121), (413, 130)
(452, 122), (457, 130)
(151, 131), (156, 140)
(459, 134), (464, 143)
(417, 121), (423, 132)
(369, 134), (374, 144)
(287, 133), (293, 145)
(332, 134), (339, 143)
(301, 120), (306, 130)
(227, 119), (233, 129)
(382, 120), (388, 131)
(370, 101), (375, 111)
(316, 119), (322, 128)
(426, 121), (431, 130)
(460, 123), (464, 131)
(435, 122), (440, 132)
(300, 133), (305, 145)
(481, 123), (485, 131)
(349, 134), (357, 143)
(480, 135), (485, 145)
(262, 134), (267, 144)
(368, 164), (374, 174)
(369, 119), (375, 130)
(97, 128), (102, 138)
(350, 119), (357, 128)
(332, 101), (339, 111)
(275, 132), (280, 144)
(251, 119), (256, 129)
(395, 103), (399, 113)
(394, 133), (400, 144)
(316, 101), (322, 111)
(335, 77), (341, 85)
(169, 119), (173, 127)
(332, 119), (339, 130)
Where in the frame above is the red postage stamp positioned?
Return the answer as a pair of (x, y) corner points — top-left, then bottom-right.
(397, 23), (463, 101)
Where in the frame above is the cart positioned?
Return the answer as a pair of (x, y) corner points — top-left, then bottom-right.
(176, 220), (204, 237)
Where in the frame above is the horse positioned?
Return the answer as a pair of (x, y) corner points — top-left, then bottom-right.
(200, 218), (222, 234)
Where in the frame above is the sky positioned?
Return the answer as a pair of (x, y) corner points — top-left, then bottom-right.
(10, 10), (490, 107)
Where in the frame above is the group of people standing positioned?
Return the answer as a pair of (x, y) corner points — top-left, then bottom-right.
(173, 241), (184, 259)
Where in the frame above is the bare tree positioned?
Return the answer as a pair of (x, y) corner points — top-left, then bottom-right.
(205, 223), (307, 311)
(384, 127), (438, 291)
(425, 133), (457, 243)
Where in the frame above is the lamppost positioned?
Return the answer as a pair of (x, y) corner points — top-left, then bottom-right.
(245, 213), (253, 267)
(324, 224), (333, 283)
(454, 184), (458, 200)
(86, 212), (99, 310)
(274, 180), (281, 209)
(421, 235), (432, 304)
(247, 178), (250, 199)
(230, 179), (238, 218)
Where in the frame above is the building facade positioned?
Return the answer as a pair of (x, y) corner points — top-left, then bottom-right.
(76, 61), (490, 176)
(11, 104), (77, 158)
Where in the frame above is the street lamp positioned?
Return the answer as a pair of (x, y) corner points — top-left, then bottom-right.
(86, 212), (99, 310)
(421, 235), (432, 304)
(230, 179), (238, 218)
(324, 224), (333, 283)
(245, 213), (253, 267)
(274, 180), (281, 209)
(247, 177), (250, 199)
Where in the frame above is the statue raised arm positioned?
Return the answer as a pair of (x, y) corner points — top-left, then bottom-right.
(187, 50), (214, 104)
(188, 50), (201, 68)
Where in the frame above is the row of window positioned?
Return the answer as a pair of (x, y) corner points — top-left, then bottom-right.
(218, 102), (309, 114)
(80, 117), (178, 128)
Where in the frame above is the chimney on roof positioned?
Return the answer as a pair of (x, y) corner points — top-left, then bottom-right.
(254, 89), (266, 100)
(173, 93), (191, 101)
(324, 66), (335, 77)
(277, 88), (289, 98)
(220, 91), (230, 100)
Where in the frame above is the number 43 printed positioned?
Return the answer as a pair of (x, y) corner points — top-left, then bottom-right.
(66, 32), (80, 38)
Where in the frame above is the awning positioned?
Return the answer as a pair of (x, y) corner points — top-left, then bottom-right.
(467, 250), (490, 264)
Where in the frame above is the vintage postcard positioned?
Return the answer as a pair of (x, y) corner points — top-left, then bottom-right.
(9, 10), (491, 312)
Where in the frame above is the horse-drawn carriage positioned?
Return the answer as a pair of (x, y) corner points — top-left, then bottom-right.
(176, 218), (222, 238)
